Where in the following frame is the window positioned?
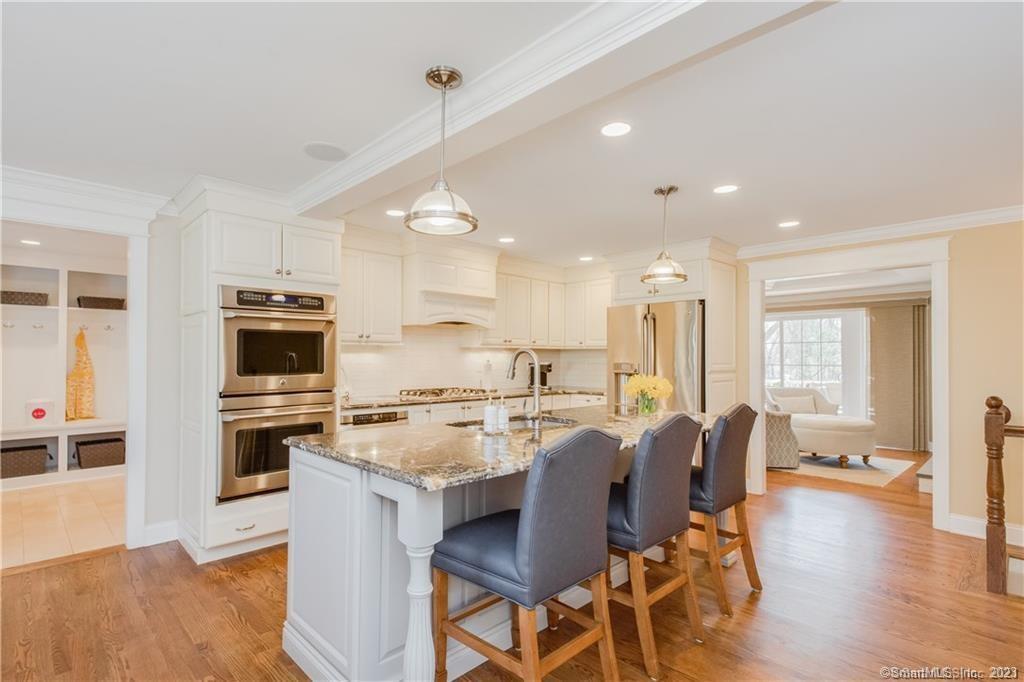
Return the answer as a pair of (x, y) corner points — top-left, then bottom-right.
(765, 315), (843, 389)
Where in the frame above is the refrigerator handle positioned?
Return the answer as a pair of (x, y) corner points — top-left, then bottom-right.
(640, 312), (649, 375)
(648, 311), (657, 375)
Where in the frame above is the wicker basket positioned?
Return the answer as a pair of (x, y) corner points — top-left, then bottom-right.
(1, 290), (49, 306)
(75, 438), (125, 468)
(1, 444), (51, 478)
(77, 296), (125, 310)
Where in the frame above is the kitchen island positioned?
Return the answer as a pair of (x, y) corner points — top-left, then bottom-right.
(283, 406), (706, 682)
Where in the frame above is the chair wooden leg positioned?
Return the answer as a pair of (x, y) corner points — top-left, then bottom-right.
(703, 513), (733, 616)
(734, 501), (763, 592)
(432, 568), (449, 682)
(674, 533), (705, 643)
(518, 606), (541, 681)
(510, 603), (522, 650)
(590, 572), (621, 682)
(628, 551), (659, 679)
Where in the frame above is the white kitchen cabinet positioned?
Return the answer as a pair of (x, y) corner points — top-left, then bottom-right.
(463, 403), (486, 420)
(483, 275), (509, 345)
(428, 403), (466, 423)
(565, 282), (585, 347)
(551, 394), (572, 410)
(211, 214), (282, 279)
(340, 249), (401, 344)
(506, 276), (531, 346)
(611, 261), (703, 303)
(407, 406), (430, 425)
(282, 225), (342, 284)
(570, 394), (606, 407)
(529, 280), (549, 345)
(584, 279), (611, 347)
(548, 283), (565, 347)
(210, 213), (341, 285)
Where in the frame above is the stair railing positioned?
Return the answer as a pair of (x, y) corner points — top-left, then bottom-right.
(984, 396), (1023, 594)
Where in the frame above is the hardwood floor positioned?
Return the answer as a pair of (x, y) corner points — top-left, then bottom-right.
(3, 450), (1022, 681)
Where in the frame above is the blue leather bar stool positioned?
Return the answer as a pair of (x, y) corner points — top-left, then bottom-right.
(689, 402), (762, 616)
(431, 427), (623, 682)
(604, 413), (705, 679)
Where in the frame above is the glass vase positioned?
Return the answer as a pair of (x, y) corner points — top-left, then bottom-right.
(638, 393), (657, 416)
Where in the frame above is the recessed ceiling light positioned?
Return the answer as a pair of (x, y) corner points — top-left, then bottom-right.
(578, 256), (594, 262)
(600, 122), (631, 137)
(385, 209), (405, 217)
(19, 239), (41, 246)
(498, 237), (515, 243)
(713, 185), (739, 194)
(778, 220), (801, 228)
(303, 141), (349, 162)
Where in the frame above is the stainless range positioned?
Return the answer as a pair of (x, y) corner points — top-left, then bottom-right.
(398, 387), (491, 400)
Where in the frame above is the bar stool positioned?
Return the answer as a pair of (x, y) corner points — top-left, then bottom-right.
(688, 402), (762, 616)
(432, 427), (623, 682)
(603, 413), (705, 679)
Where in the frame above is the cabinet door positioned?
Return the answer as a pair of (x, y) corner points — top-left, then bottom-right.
(428, 403), (465, 423)
(483, 275), (508, 345)
(407, 406), (430, 425)
(212, 214), (282, 278)
(564, 282), (585, 347)
(548, 282), (565, 347)
(505, 276), (531, 346)
(529, 280), (549, 346)
(282, 225), (341, 284)
(584, 279), (611, 347)
(552, 394), (572, 410)
(463, 403), (486, 420)
(363, 253), (402, 343)
(339, 251), (364, 342)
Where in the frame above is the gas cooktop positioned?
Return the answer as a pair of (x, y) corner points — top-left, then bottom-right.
(399, 387), (492, 400)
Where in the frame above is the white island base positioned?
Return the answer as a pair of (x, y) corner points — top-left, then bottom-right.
(282, 446), (644, 681)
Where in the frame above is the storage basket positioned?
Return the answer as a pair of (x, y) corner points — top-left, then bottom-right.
(1, 444), (51, 478)
(1, 290), (49, 306)
(75, 437), (125, 468)
(77, 296), (125, 310)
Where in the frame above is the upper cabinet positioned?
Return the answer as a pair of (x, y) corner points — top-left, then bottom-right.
(564, 282), (585, 347)
(548, 283), (565, 347)
(402, 239), (499, 327)
(584, 279), (611, 347)
(529, 280), (549, 346)
(611, 260), (702, 303)
(483, 275), (608, 349)
(211, 213), (341, 285)
(340, 249), (402, 344)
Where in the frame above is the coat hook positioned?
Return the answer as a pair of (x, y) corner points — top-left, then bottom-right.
(79, 324), (89, 330)
(32, 323), (45, 330)
(104, 325), (113, 331)
(2, 322), (14, 328)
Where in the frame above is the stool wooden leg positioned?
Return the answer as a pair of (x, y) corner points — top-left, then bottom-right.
(510, 603), (522, 650)
(703, 513), (733, 616)
(590, 572), (621, 682)
(734, 501), (763, 592)
(518, 606), (541, 681)
(838, 454), (849, 468)
(675, 533), (705, 643)
(432, 568), (448, 682)
(628, 551), (659, 679)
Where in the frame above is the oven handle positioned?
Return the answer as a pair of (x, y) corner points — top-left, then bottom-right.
(221, 406), (335, 422)
(222, 310), (336, 322)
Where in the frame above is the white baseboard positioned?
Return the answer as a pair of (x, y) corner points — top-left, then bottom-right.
(947, 513), (1024, 546)
(176, 527), (287, 565)
(142, 520), (179, 546)
(283, 621), (346, 681)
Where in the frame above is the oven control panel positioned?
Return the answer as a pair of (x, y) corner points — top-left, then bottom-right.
(234, 289), (326, 311)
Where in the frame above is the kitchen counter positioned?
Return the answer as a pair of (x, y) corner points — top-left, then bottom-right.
(340, 386), (604, 410)
(287, 406), (708, 491)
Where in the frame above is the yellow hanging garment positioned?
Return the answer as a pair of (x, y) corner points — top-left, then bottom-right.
(66, 329), (96, 420)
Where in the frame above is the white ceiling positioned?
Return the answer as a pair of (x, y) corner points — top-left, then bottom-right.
(1, 2), (583, 196)
(347, 1), (1024, 265)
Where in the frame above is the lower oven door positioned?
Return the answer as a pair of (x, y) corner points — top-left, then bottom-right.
(219, 403), (335, 502)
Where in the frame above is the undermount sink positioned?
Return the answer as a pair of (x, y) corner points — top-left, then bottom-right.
(446, 415), (578, 432)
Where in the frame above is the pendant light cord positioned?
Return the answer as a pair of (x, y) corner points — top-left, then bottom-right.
(439, 83), (447, 184)
(661, 191), (669, 250)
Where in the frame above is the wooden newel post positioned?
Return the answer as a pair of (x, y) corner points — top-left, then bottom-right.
(984, 395), (1010, 594)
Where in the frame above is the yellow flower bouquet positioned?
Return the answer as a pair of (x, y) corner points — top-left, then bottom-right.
(624, 374), (673, 415)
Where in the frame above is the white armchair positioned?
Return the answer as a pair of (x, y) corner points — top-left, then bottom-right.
(766, 387), (876, 468)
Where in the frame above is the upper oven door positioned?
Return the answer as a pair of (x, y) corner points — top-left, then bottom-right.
(221, 310), (336, 395)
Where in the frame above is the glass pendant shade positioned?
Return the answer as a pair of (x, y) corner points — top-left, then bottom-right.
(405, 179), (478, 236)
(641, 184), (687, 284)
(640, 251), (687, 284)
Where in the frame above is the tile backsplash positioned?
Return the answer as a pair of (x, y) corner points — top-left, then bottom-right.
(339, 326), (606, 398)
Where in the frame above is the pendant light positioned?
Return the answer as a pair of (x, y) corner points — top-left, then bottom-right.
(405, 66), (478, 236)
(640, 185), (688, 284)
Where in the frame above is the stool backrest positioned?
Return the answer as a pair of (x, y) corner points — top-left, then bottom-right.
(626, 413), (703, 548)
(516, 427), (622, 601)
(698, 403), (757, 513)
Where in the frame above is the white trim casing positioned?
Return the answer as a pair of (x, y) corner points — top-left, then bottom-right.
(125, 235), (149, 548)
(748, 279), (767, 495)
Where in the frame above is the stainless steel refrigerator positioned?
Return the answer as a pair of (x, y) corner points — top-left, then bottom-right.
(607, 300), (704, 416)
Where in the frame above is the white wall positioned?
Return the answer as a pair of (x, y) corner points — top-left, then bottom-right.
(144, 218), (180, 526)
(339, 326), (606, 397)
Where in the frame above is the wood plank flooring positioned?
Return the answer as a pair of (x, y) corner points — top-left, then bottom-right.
(3, 449), (1022, 681)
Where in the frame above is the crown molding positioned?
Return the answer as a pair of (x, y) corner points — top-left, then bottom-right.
(736, 205), (1024, 261)
(1, 166), (168, 237)
(290, 0), (704, 215)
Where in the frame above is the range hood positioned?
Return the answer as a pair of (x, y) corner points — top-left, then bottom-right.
(401, 236), (499, 327)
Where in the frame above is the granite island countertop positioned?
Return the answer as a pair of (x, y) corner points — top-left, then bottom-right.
(286, 406), (710, 491)
(340, 386), (605, 410)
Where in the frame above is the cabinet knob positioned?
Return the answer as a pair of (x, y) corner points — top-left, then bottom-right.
(275, 268), (282, 275)
(358, 334), (364, 339)
(365, 334), (371, 339)
(285, 269), (292, 276)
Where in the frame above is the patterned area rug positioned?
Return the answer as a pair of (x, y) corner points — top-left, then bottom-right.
(789, 454), (914, 487)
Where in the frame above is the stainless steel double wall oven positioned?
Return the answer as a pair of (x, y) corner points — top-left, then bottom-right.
(218, 286), (337, 501)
